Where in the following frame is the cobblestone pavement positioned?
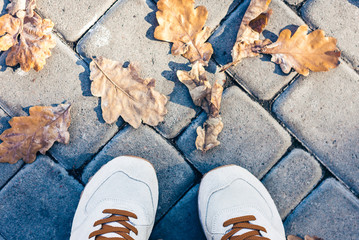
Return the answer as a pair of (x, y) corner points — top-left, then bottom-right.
(0, 0), (358, 239)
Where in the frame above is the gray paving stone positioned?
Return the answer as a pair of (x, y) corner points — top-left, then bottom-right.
(284, 178), (359, 240)
(150, 184), (206, 240)
(77, 0), (226, 139)
(82, 125), (197, 221)
(36, 0), (116, 42)
(301, 0), (359, 70)
(0, 108), (23, 189)
(152, 0), (242, 30)
(0, 36), (119, 170)
(273, 62), (359, 194)
(262, 149), (322, 219)
(0, 155), (83, 240)
(176, 86), (292, 177)
(209, 0), (305, 100)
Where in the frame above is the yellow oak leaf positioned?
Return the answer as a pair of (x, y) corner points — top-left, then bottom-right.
(154, 0), (213, 65)
(260, 25), (340, 76)
(90, 57), (168, 128)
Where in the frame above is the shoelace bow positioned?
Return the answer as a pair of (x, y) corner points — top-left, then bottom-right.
(221, 215), (270, 240)
(89, 209), (138, 240)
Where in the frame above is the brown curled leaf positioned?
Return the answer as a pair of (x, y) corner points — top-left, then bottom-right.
(287, 235), (324, 240)
(0, 0), (56, 72)
(196, 116), (224, 152)
(6, 0), (36, 18)
(0, 104), (71, 164)
(90, 57), (168, 128)
(260, 25), (340, 76)
(222, 0), (272, 70)
(6, 13), (56, 72)
(154, 0), (213, 65)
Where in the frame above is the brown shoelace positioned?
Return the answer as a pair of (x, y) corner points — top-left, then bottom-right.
(221, 215), (270, 240)
(89, 209), (138, 240)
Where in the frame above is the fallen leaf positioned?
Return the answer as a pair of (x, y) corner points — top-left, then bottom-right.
(287, 235), (324, 240)
(0, 104), (71, 164)
(222, 0), (272, 70)
(260, 25), (340, 76)
(154, 0), (213, 65)
(196, 116), (224, 152)
(90, 57), (168, 128)
(0, 0), (56, 72)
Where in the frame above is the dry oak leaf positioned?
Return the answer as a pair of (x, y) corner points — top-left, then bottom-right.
(260, 25), (340, 76)
(154, 0), (213, 65)
(0, 104), (71, 164)
(287, 235), (323, 240)
(0, 0), (56, 72)
(223, 0), (272, 70)
(196, 116), (224, 152)
(90, 57), (168, 128)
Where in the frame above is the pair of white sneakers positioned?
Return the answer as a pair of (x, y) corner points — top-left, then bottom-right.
(70, 156), (286, 240)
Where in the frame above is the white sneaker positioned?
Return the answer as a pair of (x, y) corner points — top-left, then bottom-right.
(198, 165), (286, 240)
(70, 156), (159, 240)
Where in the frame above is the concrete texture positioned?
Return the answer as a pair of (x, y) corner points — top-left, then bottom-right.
(150, 185), (206, 240)
(301, 0), (359, 70)
(36, 0), (117, 42)
(262, 149), (322, 218)
(0, 155), (83, 240)
(273, 62), (359, 194)
(285, 0), (304, 5)
(82, 125), (197, 221)
(209, 0), (305, 100)
(0, 37), (119, 170)
(177, 86), (292, 178)
(0, 109), (23, 189)
(285, 178), (359, 240)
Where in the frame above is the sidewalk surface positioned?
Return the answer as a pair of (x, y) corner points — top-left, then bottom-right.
(0, 0), (358, 239)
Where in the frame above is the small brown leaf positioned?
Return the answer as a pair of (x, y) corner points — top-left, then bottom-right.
(288, 235), (324, 240)
(0, 0), (56, 72)
(154, 0), (213, 65)
(222, 0), (272, 70)
(196, 116), (224, 152)
(0, 104), (71, 164)
(90, 57), (168, 128)
(260, 25), (340, 76)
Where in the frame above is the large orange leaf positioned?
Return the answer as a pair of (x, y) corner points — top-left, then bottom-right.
(0, 104), (71, 164)
(154, 0), (213, 65)
(260, 25), (340, 76)
(90, 57), (168, 128)
(0, 0), (56, 72)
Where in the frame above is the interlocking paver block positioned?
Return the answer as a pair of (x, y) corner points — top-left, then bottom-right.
(150, 185), (206, 240)
(36, 0), (117, 42)
(82, 125), (197, 221)
(262, 149), (322, 219)
(77, 0), (226, 139)
(285, 178), (359, 239)
(0, 155), (83, 240)
(301, 0), (359, 70)
(273, 62), (359, 194)
(209, 0), (305, 100)
(0, 37), (119, 170)
(0, 108), (23, 189)
(177, 86), (292, 177)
